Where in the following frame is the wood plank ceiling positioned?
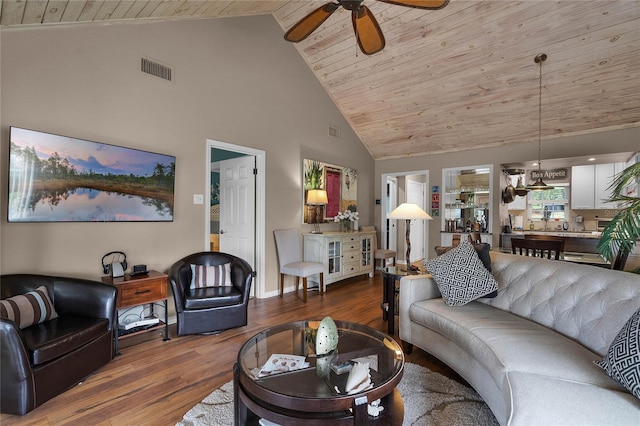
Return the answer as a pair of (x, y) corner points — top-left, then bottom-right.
(1, 1), (639, 160)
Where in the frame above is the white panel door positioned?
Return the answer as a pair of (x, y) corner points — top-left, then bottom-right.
(386, 177), (398, 252)
(219, 156), (255, 269)
(407, 179), (426, 262)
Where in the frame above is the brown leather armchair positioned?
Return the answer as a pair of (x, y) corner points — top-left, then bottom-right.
(169, 252), (253, 336)
(1, 274), (117, 415)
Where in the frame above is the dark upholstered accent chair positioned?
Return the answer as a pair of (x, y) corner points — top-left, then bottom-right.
(169, 252), (253, 336)
(1, 274), (117, 415)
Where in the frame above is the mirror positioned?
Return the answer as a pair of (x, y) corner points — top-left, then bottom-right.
(303, 159), (357, 224)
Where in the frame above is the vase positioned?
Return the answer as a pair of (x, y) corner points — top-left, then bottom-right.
(341, 221), (351, 232)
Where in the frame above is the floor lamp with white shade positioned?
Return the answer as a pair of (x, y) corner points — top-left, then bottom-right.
(388, 203), (433, 272)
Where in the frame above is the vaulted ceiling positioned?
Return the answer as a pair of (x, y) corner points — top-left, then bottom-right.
(2, 1), (639, 160)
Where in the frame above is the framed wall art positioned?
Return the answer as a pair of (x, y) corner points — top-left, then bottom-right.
(8, 127), (176, 222)
(302, 158), (357, 225)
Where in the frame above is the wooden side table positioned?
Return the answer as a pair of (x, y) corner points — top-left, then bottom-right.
(102, 270), (170, 355)
(381, 267), (421, 335)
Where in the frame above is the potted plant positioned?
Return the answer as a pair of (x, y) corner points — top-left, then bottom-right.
(597, 161), (640, 273)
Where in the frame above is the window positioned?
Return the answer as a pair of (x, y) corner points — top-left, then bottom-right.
(528, 185), (568, 221)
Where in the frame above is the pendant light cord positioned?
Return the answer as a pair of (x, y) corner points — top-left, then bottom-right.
(527, 53), (552, 191)
(535, 53), (547, 173)
(538, 54), (542, 173)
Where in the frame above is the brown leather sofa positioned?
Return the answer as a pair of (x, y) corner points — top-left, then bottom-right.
(1, 274), (117, 415)
(169, 252), (253, 336)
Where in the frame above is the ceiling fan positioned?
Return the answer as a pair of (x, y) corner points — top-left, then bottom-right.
(284, 0), (449, 55)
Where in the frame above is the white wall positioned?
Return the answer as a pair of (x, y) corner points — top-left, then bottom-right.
(0, 17), (375, 300)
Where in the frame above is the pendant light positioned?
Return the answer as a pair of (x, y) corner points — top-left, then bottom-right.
(527, 53), (554, 191)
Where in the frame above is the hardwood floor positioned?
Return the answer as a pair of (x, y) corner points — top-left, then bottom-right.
(1, 272), (462, 425)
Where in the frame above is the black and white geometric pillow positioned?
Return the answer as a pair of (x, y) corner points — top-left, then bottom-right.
(423, 239), (498, 307)
(595, 309), (640, 399)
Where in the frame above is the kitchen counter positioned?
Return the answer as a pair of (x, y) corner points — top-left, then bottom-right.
(515, 230), (602, 239)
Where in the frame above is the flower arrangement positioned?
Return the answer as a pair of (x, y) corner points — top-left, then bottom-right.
(334, 210), (359, 231)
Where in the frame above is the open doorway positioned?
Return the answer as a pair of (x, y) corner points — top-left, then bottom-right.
(381, 170), (430, 266)
(384, 176), (398, 254)
(206, 140), (266, 299)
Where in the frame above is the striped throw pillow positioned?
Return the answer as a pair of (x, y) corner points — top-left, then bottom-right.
(0, 286), (59, 329)
(190, 263), (232, 289)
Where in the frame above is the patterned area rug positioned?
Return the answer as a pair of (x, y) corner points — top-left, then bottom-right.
(176, 362), (499, 425)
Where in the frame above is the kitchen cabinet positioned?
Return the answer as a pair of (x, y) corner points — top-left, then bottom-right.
(571, 165), (596, 209)
(442, 165), (493, 235)
(623, 154), (639, 199)
(595, 163), (625, 209)
(571, 163), (624, 209)
(303, 231), (374, 286)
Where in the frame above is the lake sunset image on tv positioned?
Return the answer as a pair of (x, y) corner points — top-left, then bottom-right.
(8, 127), (176, 222)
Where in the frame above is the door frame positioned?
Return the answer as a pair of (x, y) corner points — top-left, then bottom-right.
(381, 170), (430, 265)
(206, 139), (266, 299)
(406, 178), (427, 262)
(385, 176), (398, 252)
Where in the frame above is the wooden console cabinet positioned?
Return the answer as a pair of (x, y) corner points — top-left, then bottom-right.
(102, 270), (170, 354)
(303, 231), (375, 286)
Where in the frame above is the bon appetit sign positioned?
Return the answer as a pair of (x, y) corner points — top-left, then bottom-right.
(530, 168), (568, 181)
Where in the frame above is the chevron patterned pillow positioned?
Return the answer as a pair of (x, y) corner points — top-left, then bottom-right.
(424, 239), (498, 307)
(595, 309), (640, 399)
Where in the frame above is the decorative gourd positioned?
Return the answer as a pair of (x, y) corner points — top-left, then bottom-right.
(315, 316), (339, 355)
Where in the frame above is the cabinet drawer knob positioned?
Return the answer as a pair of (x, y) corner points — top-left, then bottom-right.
(135, 289), (152, 295)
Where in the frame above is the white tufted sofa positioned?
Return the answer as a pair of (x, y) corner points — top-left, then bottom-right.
(399, 251), (640, 425)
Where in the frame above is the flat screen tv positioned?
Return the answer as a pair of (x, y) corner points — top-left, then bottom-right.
(8, 127), (176, 222)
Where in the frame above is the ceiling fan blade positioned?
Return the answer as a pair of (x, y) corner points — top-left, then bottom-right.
(377, 0), (449, 9)
(284, 2), (340, 43)
(352, 6), (385, 55)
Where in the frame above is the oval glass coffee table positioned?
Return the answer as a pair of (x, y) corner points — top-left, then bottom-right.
(234, 320), (404, 425)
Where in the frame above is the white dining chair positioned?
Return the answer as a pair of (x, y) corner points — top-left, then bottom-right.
(273, 228), (324, 303)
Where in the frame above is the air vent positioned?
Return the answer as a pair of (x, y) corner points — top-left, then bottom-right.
(140, 57), (174, 83)
(328, 126), (341, 139)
